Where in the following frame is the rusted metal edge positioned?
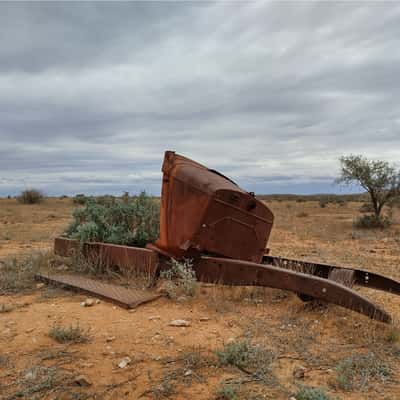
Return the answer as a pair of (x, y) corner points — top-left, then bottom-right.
(196, 256), (392, 323)
(263, 255), (400, 296)
(35, 273), (163, 309)
(54, 237), (159, 278)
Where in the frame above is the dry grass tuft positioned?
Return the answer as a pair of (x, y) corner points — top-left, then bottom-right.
(0, 252), (51, 294)
(159, 258), (198, 298)
(49, 322), (91, 344)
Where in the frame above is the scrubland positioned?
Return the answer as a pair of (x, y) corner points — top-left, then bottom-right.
(0, 197), (399, 399)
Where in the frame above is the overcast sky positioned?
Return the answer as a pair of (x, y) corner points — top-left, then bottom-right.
(1, 2), (399, 196)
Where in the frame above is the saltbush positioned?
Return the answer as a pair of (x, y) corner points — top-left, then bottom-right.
(66, 191), (160, 247)
(73, 194), (89, 205)
(295, 386), (334, 400)
(17, 189), (44, 204)
(353, 214), (391, 229)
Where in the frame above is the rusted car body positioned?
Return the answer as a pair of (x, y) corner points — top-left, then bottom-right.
(52, 151), (400, 323)
(151, 151), (273, 263)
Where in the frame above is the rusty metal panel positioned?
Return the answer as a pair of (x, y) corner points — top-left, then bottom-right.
(155, 151), (274, 263)
(54, 237), (159, 277)
(35, 273), (162, 309)
(54, 237), (79, 256)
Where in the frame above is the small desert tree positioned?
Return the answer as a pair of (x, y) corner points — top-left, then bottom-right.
(336, 155), (400, 221)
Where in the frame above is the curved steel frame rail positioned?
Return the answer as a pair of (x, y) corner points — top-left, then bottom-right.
(53, 237), (398, 323)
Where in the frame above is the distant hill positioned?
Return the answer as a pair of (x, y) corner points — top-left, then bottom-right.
(257, 193), (369, 202)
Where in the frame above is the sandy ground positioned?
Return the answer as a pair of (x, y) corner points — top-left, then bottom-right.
(0, 198), (400, 399)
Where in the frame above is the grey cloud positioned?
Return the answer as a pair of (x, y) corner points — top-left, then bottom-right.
(1, 2), (400, 196)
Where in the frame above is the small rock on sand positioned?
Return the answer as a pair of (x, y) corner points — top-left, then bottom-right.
(81, 298), (95, 307)
(74, 374), (92, 387)
(118, 356), (132, 369)
(293, 365), (306, 379)
(168, 319), (191, 327)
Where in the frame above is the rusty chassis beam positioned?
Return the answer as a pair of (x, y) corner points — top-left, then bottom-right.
(263, 255), (400, 296)
(195, 255), (391, 323)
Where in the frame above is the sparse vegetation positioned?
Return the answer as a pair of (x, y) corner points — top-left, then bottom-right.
(68, 248), (115, 278)
(159, 258), (197, 298)
(12, 365), (71, 399)
(215, 381), (240, 400)
(295, 386), (335, 400)
(49, 322), (91, 344)
(335, 352), (391, 391)
(0, 354), (10, 367)
(72, 193), (88, 205)
(1, 194), (400, 399)
(386, 326), (400, 344)
(216, 340), (275, 383)
(359, 202), (374, 213)
(0, 253), (48, 294)
(143, 347), (211, 399)
(354, 214), (391, 229)
(17, 189), (44, 204)
(66, 191), (159, 247)
(319, 198), (329, 208)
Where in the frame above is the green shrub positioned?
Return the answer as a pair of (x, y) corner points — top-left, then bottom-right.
(335, 352), (390, 391)
(217, 340), (254, 369)
(95, 194), (116, 206)
(73, 194), (89, 205)
(215, 382), (240, 400)
(216, 340), (275, 380)
(66, 191), (160, 247)
(17, 189), (44, 204)
(295, 386), (334, 400)
(353, 214), (391, 229)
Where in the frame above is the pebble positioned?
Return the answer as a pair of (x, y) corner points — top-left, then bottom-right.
(168, 319), (191, 327)
(199, 317), (210, 322)
(74, 374), (92, 387)
(81, 298), (95, 307)
(118, 356), (132, 369)
(106, 336), (116, 342)
(293, 365), (306, 379)
(24, 370), (36, 380)
(148, 315), (161, 321)
(79, 362), (94, 368)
